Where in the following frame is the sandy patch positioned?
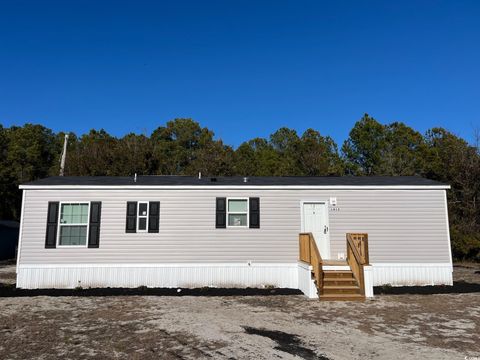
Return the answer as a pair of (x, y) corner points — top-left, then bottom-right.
(0, 262), (479, 359)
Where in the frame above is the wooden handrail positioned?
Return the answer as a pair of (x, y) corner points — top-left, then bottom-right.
(346, 233), (369, 296)
(299, 233), (324, 294)
(348, 233), (369, 265)
(346, 235), (364, 265)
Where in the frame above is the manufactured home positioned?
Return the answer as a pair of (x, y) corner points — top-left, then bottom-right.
(16, 176), (453, 300)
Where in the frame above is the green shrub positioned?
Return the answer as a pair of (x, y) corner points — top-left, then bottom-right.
(451, 228), (480, 262)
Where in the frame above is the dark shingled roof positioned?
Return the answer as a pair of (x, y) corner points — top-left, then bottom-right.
(22, 176), (448, 187)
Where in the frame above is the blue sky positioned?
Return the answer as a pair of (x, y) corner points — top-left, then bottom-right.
(1, 0), (479, 147)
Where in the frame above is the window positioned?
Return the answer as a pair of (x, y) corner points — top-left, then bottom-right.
(137, 202), (149, 232)
(227, 198), (248, 227)
(125, 201), (160, 234)
(58, 203), (89, 246)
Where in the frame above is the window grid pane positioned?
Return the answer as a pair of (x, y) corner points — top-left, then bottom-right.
(59, 225), (87, 245)
(139, 203), (148, 216)
(138, 218), (147, 230)
(228, 214), (247, 226)
(228, 200), (247, 213)
(61, 204), (89, 224)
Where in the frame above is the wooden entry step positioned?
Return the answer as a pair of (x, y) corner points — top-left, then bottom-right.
(299, 232), (369, 301)
(322, 285), (361, 295)
(323, 270), (355, 279)
(323, 277), (358, 286)
(320, 293), (366, 301)
(320, 270), (365, 301)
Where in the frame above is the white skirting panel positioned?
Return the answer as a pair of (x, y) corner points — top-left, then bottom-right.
(363, 265), (374, 297)
(297, 261), (318, 299)
(17, 262), (453, 292)
(17, 263), (299, 290)
(371, 263), (453, 286)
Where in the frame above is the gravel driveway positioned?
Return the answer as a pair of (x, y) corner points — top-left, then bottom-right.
(0, 261), (479, 360)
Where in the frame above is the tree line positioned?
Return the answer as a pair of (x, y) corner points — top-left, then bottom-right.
(0, 114), (478, 260)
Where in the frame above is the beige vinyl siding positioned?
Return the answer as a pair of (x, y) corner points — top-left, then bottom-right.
(18, 189), (451, 265)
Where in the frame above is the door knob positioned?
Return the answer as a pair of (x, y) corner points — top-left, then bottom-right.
(324, 225), (329, 234)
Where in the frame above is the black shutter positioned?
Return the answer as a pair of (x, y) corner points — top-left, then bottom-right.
(88, 202), (102, 248)
(148, 201), (160, 233)
(45, 202), (59, 248)
(216, 197), (226, 228)
(126, 201), (137, 233)
(249, 197), (260, 228)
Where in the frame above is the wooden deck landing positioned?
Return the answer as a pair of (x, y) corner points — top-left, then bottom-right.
(322, 260), (348, 266)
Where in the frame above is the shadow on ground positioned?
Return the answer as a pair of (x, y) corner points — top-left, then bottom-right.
(374, 280), (480, 295)
(0, 284), (302, 298)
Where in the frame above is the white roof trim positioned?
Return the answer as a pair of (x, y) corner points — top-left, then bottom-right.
(19, 184), (451, 190)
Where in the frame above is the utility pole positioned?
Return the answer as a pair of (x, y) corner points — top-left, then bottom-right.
(59, 134), (69, 176)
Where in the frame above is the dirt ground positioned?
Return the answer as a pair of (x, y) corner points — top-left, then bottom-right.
(0, 262), (479, 360)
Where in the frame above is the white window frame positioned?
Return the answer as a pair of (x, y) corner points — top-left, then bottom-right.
(137, 201), (149, 233)
(226, 197), (249, 228)
(56, 201), (90, 248)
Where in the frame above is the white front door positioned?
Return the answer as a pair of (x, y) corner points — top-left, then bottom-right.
(302, 202), (330, 259)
